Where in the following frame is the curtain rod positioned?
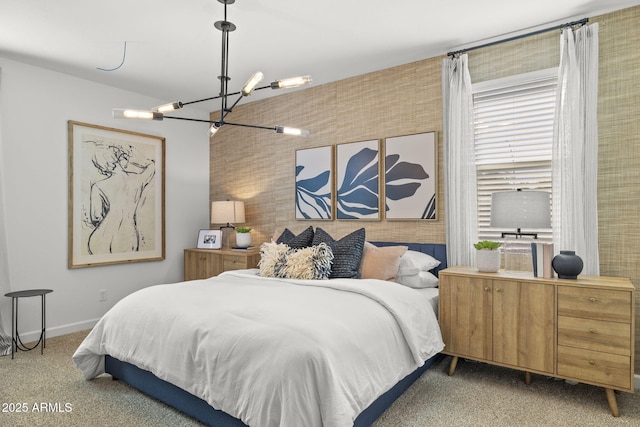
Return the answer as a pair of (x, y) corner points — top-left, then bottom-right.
(447, 17), (588, 58)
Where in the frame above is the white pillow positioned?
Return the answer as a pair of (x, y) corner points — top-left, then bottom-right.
(397, 250), (441, 277)
(396, 271), (439, 289)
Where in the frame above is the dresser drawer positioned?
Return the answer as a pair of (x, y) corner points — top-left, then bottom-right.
(558, 316), (631, 356)
(557, 345), (631, 390)
(557, 287), (631, 323)
(223, 255), (248, 271)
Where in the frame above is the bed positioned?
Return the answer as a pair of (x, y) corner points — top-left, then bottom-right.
(73, 238), (447, 427)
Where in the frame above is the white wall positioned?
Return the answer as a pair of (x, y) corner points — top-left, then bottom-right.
(0, 57), (210, 341)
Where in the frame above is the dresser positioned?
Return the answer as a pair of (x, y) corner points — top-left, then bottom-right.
(439, 266), (635, 416)
(183, 248), (261, 281)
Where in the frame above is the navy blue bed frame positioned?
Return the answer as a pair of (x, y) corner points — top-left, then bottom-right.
(105, 242), (447, 427)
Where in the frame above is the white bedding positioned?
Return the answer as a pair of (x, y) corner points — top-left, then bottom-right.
(73, 269), (444, 427)
(415, 287), (439, 317)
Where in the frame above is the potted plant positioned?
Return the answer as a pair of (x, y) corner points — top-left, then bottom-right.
(473, 240), (502, 272)
(235, 227), (252, 248)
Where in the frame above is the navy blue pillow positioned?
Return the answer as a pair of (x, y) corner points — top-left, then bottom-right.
(276, 226), (314, 249)
(312, 228), (365, 278)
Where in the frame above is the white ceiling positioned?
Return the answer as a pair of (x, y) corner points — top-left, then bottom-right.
(1, 0), (639, 113)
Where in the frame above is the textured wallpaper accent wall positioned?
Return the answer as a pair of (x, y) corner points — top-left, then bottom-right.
(210, 58), (445, 247)
(211, 6), (640, 372)
(596, 7), (640, 374)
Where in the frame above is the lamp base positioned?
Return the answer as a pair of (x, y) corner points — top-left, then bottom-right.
(503, 238), (534, 274)
(220, 225), (235, 249)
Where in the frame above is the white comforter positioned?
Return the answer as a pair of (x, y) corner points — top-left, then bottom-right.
(73, 269), (444, 427)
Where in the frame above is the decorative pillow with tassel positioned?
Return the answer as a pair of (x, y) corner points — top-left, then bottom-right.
(280, 242), (334, 280)
(258, 242), (290, 277)
(259, 242), (334, 280)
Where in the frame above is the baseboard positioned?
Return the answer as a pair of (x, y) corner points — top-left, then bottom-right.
(10, 318), (100, 344)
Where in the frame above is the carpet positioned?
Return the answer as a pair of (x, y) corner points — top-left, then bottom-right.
(1, 330), (639, 426)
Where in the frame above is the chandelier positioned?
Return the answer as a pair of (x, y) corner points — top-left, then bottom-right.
(113, 0), (312, 137)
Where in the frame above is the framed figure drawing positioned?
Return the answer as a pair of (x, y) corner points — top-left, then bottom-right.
(384, 132), (437, 220)
(295, 146), (334, 219)
(336, 139), (380, 219)
(68, 121), (165, 268)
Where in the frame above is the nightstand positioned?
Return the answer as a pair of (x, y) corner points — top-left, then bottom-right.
(183, 248), (260, 281)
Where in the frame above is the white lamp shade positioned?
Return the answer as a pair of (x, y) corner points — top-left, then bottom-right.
(211, 201), (245, 224)
(490, 191), (551, 229)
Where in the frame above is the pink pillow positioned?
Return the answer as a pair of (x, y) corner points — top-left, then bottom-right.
(359, 242), (408, 281)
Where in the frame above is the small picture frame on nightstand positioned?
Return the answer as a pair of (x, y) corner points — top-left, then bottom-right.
(196, 229), (222, 249)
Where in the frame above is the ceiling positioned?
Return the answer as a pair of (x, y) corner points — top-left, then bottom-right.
(1, 0), (639, 113)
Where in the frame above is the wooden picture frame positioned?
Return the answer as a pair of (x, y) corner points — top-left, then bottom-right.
(295, 145), (334, 220)
(196, 229), (222, 249)
(335, 139), (381, 220)
(384, 131), (437, 220)
(68, 121), (165, 268)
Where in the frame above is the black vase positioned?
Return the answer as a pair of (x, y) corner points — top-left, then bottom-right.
(552, 250), (583, 279)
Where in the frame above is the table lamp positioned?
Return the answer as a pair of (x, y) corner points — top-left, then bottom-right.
(490, 190), (551, 272)
(211, 201), (245, 249)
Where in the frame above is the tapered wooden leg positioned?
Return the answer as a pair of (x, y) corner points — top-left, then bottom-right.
(524, 371), (531, 385)
(448, 356), (459, 376)
(605, 388), (619, 417)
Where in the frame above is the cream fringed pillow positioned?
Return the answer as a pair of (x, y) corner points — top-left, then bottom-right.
(259, 242), (290, 277)
(359, 242), (408, 281)
(259, 242), (334, 280)
(280, 243), (334, 280)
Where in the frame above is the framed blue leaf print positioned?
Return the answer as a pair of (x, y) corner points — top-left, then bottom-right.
(336, 139), (380, 220)
(295, 146), (334, 219)
(384, 132), (437, 220)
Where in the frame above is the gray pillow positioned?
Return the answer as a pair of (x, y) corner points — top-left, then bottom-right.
(312, 228), (365, 278)
(276, 226), (314, 249)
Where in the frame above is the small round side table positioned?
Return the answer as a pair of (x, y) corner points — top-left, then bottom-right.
(4, 289), (53, 359)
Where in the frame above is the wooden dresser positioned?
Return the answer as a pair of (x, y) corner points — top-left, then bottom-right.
(439, 266), (635, 416)
(183, 248), (260, 281)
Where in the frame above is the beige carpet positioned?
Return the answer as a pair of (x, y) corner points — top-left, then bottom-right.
(1, 330), (639, 427)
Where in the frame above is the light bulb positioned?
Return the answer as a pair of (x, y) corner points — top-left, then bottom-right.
(113, 109), (163, 120)
(270, 75), (312, 89)
(242, 72), (264, 96)
(154, 102), (183, 113)
(210, 123), (221, 136)
(275, 126), (310, 137)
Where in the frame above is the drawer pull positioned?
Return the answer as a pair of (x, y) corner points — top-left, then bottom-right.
(589, 360), (596, 365)
(484, 287), (490, 292)
(589, 297), (597, 303)
(495, 288), (502, 293)
(589, 328), (597, 334)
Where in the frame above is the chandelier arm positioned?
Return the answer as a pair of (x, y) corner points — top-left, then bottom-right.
(223, 121), (277, 131)
(163, 116), (218, 124)
(222, 94), (245, 120)
(181, 85), (272, 106)
(162, 116), (276, 132)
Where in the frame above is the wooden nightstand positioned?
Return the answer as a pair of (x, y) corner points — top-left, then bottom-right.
(183, 248), (260, 281)
(439, 266), (635, 417)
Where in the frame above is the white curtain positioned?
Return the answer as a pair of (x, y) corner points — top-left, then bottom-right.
(0, 66), (12, 355)
(442, 54), (478, 267)
(552, 23), (600, 275)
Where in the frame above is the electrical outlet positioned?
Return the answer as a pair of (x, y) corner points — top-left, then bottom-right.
(99, 289), (107, 301)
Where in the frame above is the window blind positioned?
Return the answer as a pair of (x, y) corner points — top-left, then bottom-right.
(473, 70), (557, 241)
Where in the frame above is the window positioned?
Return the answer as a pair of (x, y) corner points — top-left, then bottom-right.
(473, 69), (557, 242)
